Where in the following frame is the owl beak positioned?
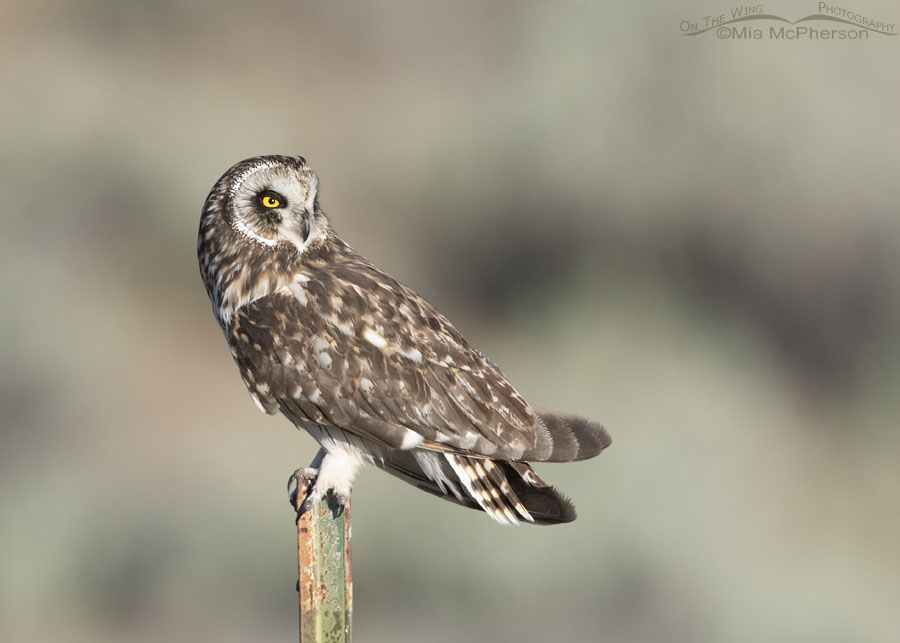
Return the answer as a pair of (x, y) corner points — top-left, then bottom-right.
(300, 217), (311, 241)
(277, 209), (312, 252)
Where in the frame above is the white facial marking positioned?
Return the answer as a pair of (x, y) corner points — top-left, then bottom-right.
(278, 225), (308, 254)
(234, 217), (277, 246)
(232, 164), (323, 254)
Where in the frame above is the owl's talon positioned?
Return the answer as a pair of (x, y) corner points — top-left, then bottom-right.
(326, 491), (346, 518)
(288, 467), (319, 514)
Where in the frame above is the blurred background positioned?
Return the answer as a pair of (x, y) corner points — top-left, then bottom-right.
(2, 1), (898, 641)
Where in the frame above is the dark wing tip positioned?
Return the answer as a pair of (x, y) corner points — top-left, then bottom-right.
(501, 461), (577, 525)
(523, 486), (578, 525)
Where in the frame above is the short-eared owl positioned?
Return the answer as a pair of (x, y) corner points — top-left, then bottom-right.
(198, 155), (610, 525)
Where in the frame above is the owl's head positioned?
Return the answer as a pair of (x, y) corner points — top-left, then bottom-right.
(199, 155), (337, 328)
(202, 155), (330, 255)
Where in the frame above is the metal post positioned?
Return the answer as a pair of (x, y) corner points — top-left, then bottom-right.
(295, 480), (353, 643)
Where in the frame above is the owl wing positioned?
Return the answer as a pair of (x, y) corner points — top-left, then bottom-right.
(227, 260), (608, 462)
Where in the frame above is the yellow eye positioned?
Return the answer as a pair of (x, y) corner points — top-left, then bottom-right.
(261, 194), (281, 208)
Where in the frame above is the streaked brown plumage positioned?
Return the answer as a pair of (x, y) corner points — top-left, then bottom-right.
(198, 155), (610, 525)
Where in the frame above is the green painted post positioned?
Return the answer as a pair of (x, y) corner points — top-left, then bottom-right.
(295, 480), (353, 643)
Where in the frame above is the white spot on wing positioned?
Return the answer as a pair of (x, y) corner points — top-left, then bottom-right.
(363, 328), (387, 348)
(399, 429), (425, 450)
(324, 314), (353, 335)
(249, 392), (267, 413)
(401, 347), (423, 362)
(412, 450), (462, 499)
(287, 282), (308, 306)
(234, 218), (277, 246)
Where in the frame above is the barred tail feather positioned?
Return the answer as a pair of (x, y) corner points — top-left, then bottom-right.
(376, 449), (578, 525)
(444, 454), (533, 524)
(444, 454), (577, 526)
(534, 412), (612, 462)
